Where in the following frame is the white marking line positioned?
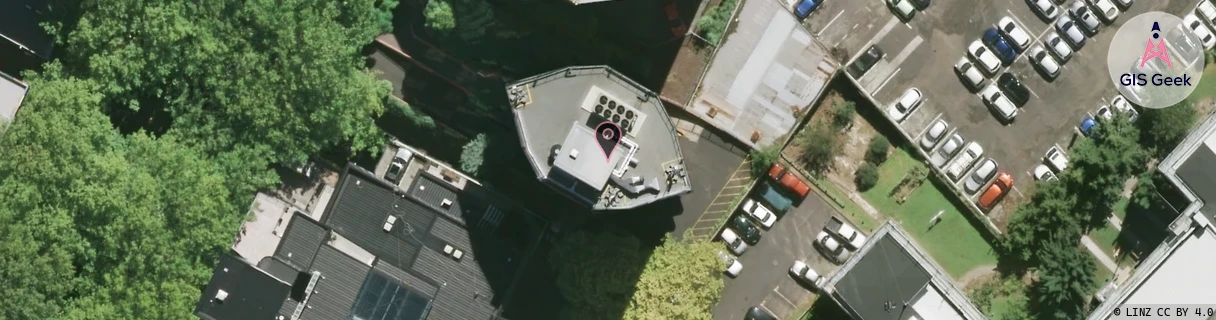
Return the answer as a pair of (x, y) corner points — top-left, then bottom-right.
(890, 35), (925, 67)
(760, 304), (778, 318)
(771, 287), (796, 306)
(916, 112), (946, 139)
(873, 16), (901, 44)
(1026, 170), (1035, 180)
(819, 10), (846, 37)
(1012, 185), (1026, 198)
(874, 68), (902, 93)
(1027, 86), (1041, 99)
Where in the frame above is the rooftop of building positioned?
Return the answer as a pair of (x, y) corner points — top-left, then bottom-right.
(1088, 213), (1216, 319)
(823, 222), (985, 320)
(507, 66), (691, 210)
(660, 0), (837, 148)
(0, 71), (27, 124)
(1159, 112), (1216, 223)
(196, 255), (294, 320)
(0, 0), (53, 60)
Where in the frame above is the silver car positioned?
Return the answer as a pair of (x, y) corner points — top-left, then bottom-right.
(981, 84), (1018, 121)
(1030, 46), (1061, 78)
(1070, 1), (1101, 35)
(955, 57), (987, 90)
(965, 158), (998, 194)
(929, 134), (964, 168)
(920, 119), (949, 150)
(1055, 15), (1087, 49)
(1045, 32), (1074, 62)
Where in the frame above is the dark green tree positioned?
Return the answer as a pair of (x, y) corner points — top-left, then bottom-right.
(867, 135), (890, 164)
(854, 163), (879, 191)
(460, 133), (487, 177)
(795, 123), (840, 175)
(1001, 180), (1083, 263)
(831, 100), (856, 129)
(749, 145), (782, 177)
(1139, 100), (1197, 154)
(623, 236), (722, 320)
(1065, 111), (1149, 226)
(1033, 245), (1096, 320)
(424, 0), (457, 31)
(550, 231), (647, 320)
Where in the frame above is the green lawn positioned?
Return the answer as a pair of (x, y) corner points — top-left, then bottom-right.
(1095, 256), (1115, 285)
(1112, 197), (1130, 221)
(1192, 64), (1216, 102)
(860, 148), (999, 278)
(988, 293), (1030, 319)
(1089, 225), (1121, 258)
(813, 176), (880, 233)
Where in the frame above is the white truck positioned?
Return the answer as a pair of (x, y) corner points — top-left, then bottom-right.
(945, 142), (984, 182)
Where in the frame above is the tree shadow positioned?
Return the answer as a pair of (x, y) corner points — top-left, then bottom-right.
(1112, 199), (1172, 265)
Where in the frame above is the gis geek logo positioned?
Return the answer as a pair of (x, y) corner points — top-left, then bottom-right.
(1120, 22), (1192, 87)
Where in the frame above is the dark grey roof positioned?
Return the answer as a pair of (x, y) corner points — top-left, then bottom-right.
(833, 236), (932, 320)
(508, 66), (691, 210)
(1177, 144), (1216, 218)
(407, 174), (467, 224)
(195, 255), (292, 320)
(0, 0), (53, 59)
(299, 245), (372, 320)
(256, 256), (301, 283)
(275, 213), (328, 270)
(375, 261), (441, 296)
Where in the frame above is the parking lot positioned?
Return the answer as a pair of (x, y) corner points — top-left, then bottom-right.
(807, 0), (1200, 221)
(711, 178), (854, 319)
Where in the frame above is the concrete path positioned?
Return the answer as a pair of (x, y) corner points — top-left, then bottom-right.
(1081, 235), (1118, 273)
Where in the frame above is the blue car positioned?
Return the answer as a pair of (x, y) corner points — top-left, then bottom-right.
(795, 0), (822, 19)
(982, 28), (1017, 64)
(1080, 116), (1097, 136)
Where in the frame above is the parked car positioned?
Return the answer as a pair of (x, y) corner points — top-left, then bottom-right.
(1030, 46), (1062, 79)
(1070, 1), (1101, 35)
(721, 228), (749, 255)
(1111, 95), (1139, 122)
(729, 215), (762, 245)
(910, 0), (931, 9)
(1029, 0), (1061, 20)
(1090, 0), (1119, 23)
(794, 0), (822, 19)
(955, 57), (988, 91)
(1184, 14), (1216, 49)
(965, 158), (998, 194)
(1198, 0), (1216, 26)
(978, 172), (1013, 211)
(1080, 115), (1098, 136)
(825, 216), (868, 250)
(756, 181), (794, 213)
(929, 133), (964, 168)
(745, 307), (778, 320)
(1034, 164), (1058, 181)
(968, 40), (1002, 75)
(997, 73), (1031, 105)
(946, 142), (984, 181)
(815, 231), (853, 264)
(718, 250), (743, 277)
(1045, 146), (1070, 172)
(789, 260), (825, 288)
(981, 84), (1019, 121)
(1056, 16), (1087, 48)
(385, 148), (414, 183)
(768, 163), (811, 199)
(1046, 32), (1075, 62)
(848, 45), (886, 78)
(1096, 103), (1113, 121)
(1113, 0), (1131, 8)
(998, 17), (1032, 52)
(888, 87), (924, 123)
(888, 0), (917, 21)
(983, 28), (1018, 64)
(741, 199), (778, 229)
(920, 119), (949, 150)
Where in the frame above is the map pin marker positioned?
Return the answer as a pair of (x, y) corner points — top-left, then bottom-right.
(594, 122), (622, 162)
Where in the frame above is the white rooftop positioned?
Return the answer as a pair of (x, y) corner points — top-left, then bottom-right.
(1122, 223), (1216, 305)
(911, 286), (966, 320)
(0, 72), (27, 123)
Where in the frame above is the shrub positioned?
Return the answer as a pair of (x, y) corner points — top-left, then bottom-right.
(749, 145), (782, 177)
(695, 0), (739, 46)
(423, 0), (456, 32)
(795, 124), (841, 174)
(460, 133), (488, 177)
(867, 135), (890, 164)
(831, 100), (856, 129)
(855, 163), (879, 191)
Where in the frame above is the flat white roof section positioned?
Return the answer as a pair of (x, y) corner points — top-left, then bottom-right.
(911, 286), (966, 320)
(1123, 224), (1216, 305)
(0, 72), (28, 123)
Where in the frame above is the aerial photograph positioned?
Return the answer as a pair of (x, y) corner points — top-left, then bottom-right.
(2, 0), (1216, 319)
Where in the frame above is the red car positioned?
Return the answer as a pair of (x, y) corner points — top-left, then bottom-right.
(768, 163), (810, 200)
(978, 172), (1013, 211)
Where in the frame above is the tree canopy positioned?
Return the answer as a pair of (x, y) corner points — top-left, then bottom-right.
(1034, 245), (1096, 320)
(0, 73), (240, 319)
(623, 237), (723, 320)
(1138, 100), (1197, 155)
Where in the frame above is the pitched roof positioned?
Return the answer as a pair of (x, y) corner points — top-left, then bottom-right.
(195, 255), (292, 320)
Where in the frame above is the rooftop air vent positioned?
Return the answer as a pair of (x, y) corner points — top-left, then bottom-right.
(569, 149), (579, 159)
(215, 289), (229, 303)
(383, 216), (397, 232)
(441, 199), (453, 209)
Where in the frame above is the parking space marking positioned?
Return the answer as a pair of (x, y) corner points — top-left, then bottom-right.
(1027, 86), (1041, 99)
(874, 68), (902, 93)
(873, 17), (902, 45)
(819, 10), (846, 37)
(771, 287), (796, 306)
(759, 304), (778, 318)
(1012, 185), (1026, 198)
(891, 35), (925, 66)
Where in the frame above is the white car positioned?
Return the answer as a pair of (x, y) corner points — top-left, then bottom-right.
(815, 231), (853, 264)
(965, 158), (998, 194)
(1045, 146), (1070, 172)
(888, 0), (917, 21)
(920, 119), (948, 150)
(1070, 1), (1101, 35)
(1096, 103), (1113, 121)
(741, 199), (778, 229)
(1198, 0), (1216, 26)
(981, 84), (1018, 121)
(946, 142), (984, 181)
(1056, 15), (1087, 49)
(1114, 0), (1131, 8)
(1111, 95), (1138, 122)
(1045, 32), (1074, 62)
(836, 223), (868, 250)
(721, 228), (749, 255)
(968, 40), (1002, 75)
(888, 88), (924, 122)
(1090, 0), (1119, 23)
(955, 57), (988, 90)
(1033, 164), (1058, 181)
(384, 148), (414, 183)
(1030, 0), (1061, 20)
(929, 133), (964, 168)
(718, 250), (743, 277)
(998, 17), (1032, 51)
(1184, 14), (1216, 49)
(789, 260), (823, 288)
(1029, 46), (1061, 78)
